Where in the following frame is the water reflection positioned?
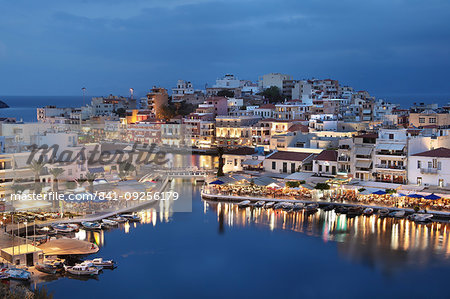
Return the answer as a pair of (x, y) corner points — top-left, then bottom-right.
(204, 200), (450, 271)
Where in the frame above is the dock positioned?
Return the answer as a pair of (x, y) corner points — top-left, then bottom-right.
(38, 239), (99, 255)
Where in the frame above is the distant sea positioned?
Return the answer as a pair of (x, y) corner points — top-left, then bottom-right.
(0, 94), (449, 122)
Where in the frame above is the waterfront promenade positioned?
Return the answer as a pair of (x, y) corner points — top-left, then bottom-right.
(201, 188), (450, 221)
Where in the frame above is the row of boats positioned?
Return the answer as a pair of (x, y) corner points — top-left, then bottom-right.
(0, 257), (117, 281)
(236, 200), (434, 223)
(49, 214), (141, 233)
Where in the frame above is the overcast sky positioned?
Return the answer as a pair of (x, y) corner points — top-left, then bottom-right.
(0, 0), (449, 97)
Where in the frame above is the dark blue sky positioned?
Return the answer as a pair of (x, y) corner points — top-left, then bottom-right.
(1, 0), (449, 97)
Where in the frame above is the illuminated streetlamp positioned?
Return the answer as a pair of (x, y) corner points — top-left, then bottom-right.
(129, 88), (134, 100)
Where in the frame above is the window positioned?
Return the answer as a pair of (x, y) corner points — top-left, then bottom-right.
(417, 177), (422, 185)
(272, 161), (276, 170)
(437, 162), (442, 170)
(419, 118), (425, 124)
(319, 165), (322, 172)
(428, 161), (432, 168)
(439, 179), (444, 187)
(417, 161), (421, 169)
(291, 163), (296, 173)
(326, 166), (329, 172)
(429, 118), (436, 123)
(389, 134), (394, 140)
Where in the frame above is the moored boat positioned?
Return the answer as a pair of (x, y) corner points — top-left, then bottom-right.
(305, 203), (318, 214)
(81, 221), (102, 230)
(102, 219), (119, 226)
(35, 262), (58, 275)
(109, 216), (126, 223)
(52, 223), (75, 233)
(322, 204), (335, 211)
(363, 208), (374, 216)
(254, 201), (265, 207)
(264, 202), (275, 209)
(377, 209), (390, 217)
(64, 264), (100, 276)
(121, 214), (141, 222)
(293, 202), (305, 210)
(347, 206), (363, 217)
(85, 258), (116, 269)
(6, 268), (31, 281)
(389, 210), (405, 218)
(335, 206), (348, 214)
(237, 200), (251, 208)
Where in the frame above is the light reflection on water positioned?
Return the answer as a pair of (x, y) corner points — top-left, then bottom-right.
(205, 200), (450, 269)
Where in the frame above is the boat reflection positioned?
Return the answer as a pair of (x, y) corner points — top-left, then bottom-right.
(205, 201), (450, 270)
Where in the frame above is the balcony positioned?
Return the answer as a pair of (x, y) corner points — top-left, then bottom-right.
(420, 168), (439, 174)
(338, 156), (350, 162)
(375, 164), (406, 170)
(376, 151), (406, 157)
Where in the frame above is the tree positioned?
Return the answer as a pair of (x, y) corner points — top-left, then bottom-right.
(49, 168), (65, 192)
(216, 147), (225, 177)
(29, 160), (46, 194)
(258, 86), (284, 103)
(314, 183), (330, 190)
(115, 108), (127, 118)
(217, 89), (234, 98)
(286, 181), (300, 188)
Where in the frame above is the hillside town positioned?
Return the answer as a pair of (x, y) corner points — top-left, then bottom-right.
(0, 73), (449, 212)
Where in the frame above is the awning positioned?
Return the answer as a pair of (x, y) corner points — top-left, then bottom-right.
(355, 160), (372, 168)
(242, 159), (263, 166)
(355, 147), (372, 156)
(284, 172), (314, 181)
(376, 143), (405, 151)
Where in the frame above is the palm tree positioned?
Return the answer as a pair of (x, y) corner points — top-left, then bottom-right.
(49, 168), (65, 192)
(85, 172), (97, 193)
(216, 147), (225, 177)
(29, 160), (46, 194)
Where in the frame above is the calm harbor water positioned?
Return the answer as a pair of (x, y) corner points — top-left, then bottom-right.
(38, 181), (450, 298)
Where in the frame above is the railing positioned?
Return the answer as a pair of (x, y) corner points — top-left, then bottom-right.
(375, 164), (406, 170)
(421, 168), (439, 174)
(376, 151), (406, 156)
(338, 156), (350, 162)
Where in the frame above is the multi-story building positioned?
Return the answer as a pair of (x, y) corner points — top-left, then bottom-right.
(172, 80), (194, 102)
(373, 129), (408, 184)
(351, 133), (377, 181)
(146, 87), (169, 119)
(215, 115), (260, 146)
(312, 150), (338, 176)
(408, 147), (450, 187)
(337, 138), (352, 177)
(409, 110), (450, 128)
(263, 151), (315, 174)
(259, 73), (292, 90)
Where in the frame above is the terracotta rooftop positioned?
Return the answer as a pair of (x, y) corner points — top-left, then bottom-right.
(258, 104), (276, 109)
(267, 151), (315, 162)
(313, 150), (338, 162)
(287, 123), (309, 133)
(412, 147), (450, 158)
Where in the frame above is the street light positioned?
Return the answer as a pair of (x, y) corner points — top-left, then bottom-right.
(24, 221), (28, 248)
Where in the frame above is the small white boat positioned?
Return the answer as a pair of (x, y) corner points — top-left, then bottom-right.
(411, 213), (433, 223)
(237, 200), (251, 208)
(64, 264), (100, 276)
(377, 209), (390, 217)
(264, 202), (275, 208)
(391, 210), (406, 218)
(109, 216), (126, 223)
(85, 258), (116, 269)
(78, 261), (103, 270)
(81, 221), (102, 230)
(52, 223), (74, 233)
(68, 224), (80, 231)
(254, 201), (265, 207)
(102, 219), (119, 226)
(121, 214), (141, 222)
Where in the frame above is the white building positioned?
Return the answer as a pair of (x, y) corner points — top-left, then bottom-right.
(408, 147), (450, 187)
(312, 150), (338, 176)
(259, 73), (292, 90)
(172, 80), (194, 102)
(213, 74), (240, 89)
(263, 151), (315, 174)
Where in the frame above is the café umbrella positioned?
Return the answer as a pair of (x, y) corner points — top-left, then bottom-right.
(424, 193), (441, 200)
(209, 180), (225, 185)
(372, 190), (387, 195)
(408, 193), (423, 199)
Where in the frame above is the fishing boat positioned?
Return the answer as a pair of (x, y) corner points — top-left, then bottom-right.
(6, 268), (31, 281)
(68, 224), (80, 231)
(389, 210), (405, 218)
(322, 204), (335, 211)
(363, 208), (374, 216)
(79, 261), (103, 271)
(85, 258), (116, 269)
(64, 264), (100, 276)
(273, 203), (284, 209)
(237, 200), (251, 208)
(109, 216), (126, 223)
(377, 209), (390, 217)
(281, 202), (294, 210)
(102, 219), (119, 226)
(35, 262), (58, 275)
(293, 202), (305, 210)
(347, 206), (363, 217)
(121, 214), (142, 222)
(409, 213), (433, 223)
(264, 202), (275, 208)
(81, 221), (102, 230)
(254, 201), (265, 207)
(52, 223), (75, 233)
